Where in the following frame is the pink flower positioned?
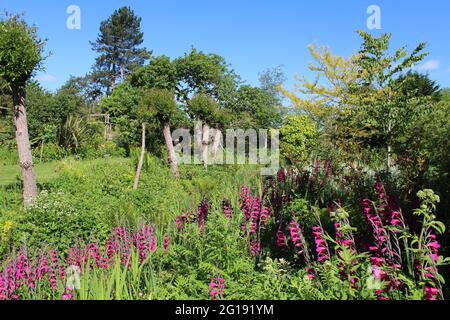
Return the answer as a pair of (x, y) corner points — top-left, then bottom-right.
(276, 228), (287, 248)
(62, 288), (74, 301)
(424, 285), (441, 300)
(306, 267), (316, 280)
(312, 226), (330, 263)
(0, 274), (6, 300)
(277, 169), (286, 183)
(372, 267), (387, 280)
(223, 200), (233, 219)
(198, 200), (209, 232)
(163, 234), (170, 254)
(370, 257), (384, 266)
(259, 206), (270, 228)
(209, 277), (225, 300)
(428, 241), (441, 251)
(250, 239), (261, 257)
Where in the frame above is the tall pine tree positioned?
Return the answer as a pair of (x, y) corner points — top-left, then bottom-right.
(91, 7), (151, 93)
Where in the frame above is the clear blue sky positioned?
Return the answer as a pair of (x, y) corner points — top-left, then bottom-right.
(2, 0), (450, 92)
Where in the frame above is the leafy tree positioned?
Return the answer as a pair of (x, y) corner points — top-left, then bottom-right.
(349, 30), (428, 170)
(175, 49), (240, 168)
(0, 84), (13, 146)
(188, 94), (221, 169)
(230, 85), (282, 129)
(440, 88), (450, 102)
(0, 13), (46, 207)
(25, 80), (89, 155)
(280, 115), (317, 165)
(282, 32), (429, 170)
(129, 55), (186, 155)
(25, 82), (58, 143)
(91, 6), (151, 92)
(137, 89), (181, 181)
(60, 74), (105, 108)
(174, 48), (239, 104)
(396, 71), (441, 101)
(259, 66), (286, 105)
(130, 55), (178, 91)
(280, 44), (359, 125)
(100, 82), (143, 151)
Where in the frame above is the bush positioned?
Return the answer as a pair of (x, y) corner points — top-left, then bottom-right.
(280, 116), (318, 165)
(32, 143), (67, 163)
(0, 146), (18, 166)
(14, 191), (111, 252)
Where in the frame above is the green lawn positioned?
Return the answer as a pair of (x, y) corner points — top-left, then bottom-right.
(0, 161), (60, 186)
(0, 157), (130, 186)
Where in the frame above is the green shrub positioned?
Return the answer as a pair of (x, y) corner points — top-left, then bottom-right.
(32, 143), (67, 163)
(280, 115), (318, 165)
(0, 146), (18, 166)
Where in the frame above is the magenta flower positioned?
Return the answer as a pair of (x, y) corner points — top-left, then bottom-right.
(306, 267), (316, 280)
(163, 234), (170, 254)
(250, 239), (261, 257)
(259, 206), (270, 229)
(390, 211), (405, 228)
(288, 221), (310, 264)
(0, 274), (5, 300)
(372, 267), (387, 281)
(197, 200), (210, 232)
(62, 288), (74, 301)
(223, 200), (233, 219)
(312, 226), (330, 263)
(250, 197), (260, 235)
(276, 227), (287, 248)
(209, 277), (225, 300)
(277, 169), (286, 183)
(424, 285), (440, 300)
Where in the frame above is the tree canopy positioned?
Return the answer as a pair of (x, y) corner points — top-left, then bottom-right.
(91, 6), (151, 92)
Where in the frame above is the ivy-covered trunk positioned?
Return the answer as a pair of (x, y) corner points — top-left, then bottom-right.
(13, 87), (38, 207)
(163, 123), (179, 179)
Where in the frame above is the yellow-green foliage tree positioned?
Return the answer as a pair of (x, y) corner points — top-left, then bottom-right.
(279, 44), (359, 125)
(280, 115), (317, 165)
(280, 31), (429, 170)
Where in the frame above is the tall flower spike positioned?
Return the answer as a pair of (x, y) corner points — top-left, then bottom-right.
(289, 221), (311, 264)
(312, 226), (330, 263)
(276, 226), (287, 248)
(223, 199), (233, 219)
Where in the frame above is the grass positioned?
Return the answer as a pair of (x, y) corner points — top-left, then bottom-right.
(0, 157), (130, 186)
(0, 161), (60, 186)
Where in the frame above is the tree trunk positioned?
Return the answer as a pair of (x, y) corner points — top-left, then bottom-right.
(202, 123), (210, 169)
(133, 123), (146, 190)
(111, 64), (117, 90)
(163, 123), (180, 179)
(120, 63), (125, 84)
(13, 87), (38, 208)
(40, 139), (44, 163)
(387, 89), (392, 172)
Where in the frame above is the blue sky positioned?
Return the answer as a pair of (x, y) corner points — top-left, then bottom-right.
(2, 0), (450, 92)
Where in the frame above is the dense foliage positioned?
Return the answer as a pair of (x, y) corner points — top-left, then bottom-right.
(1, 7), (449, 301)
